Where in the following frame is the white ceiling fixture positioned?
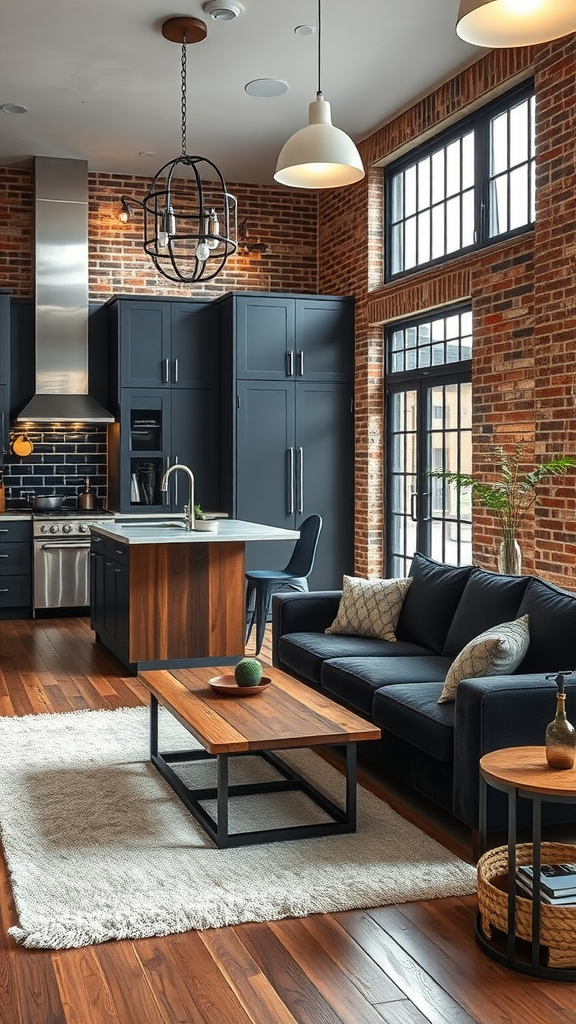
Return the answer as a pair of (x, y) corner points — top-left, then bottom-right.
(274, 0), (364, 189)
(456, 0), (576, 47)
(203, 0), (244, 21)
(245, 79), (288, 97)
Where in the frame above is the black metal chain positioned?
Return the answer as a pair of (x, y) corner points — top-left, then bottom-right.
(181, 33), (187, 156)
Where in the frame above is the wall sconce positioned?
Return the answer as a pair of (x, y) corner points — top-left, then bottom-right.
(238, 217), (268, 255)
(118, 196), (137, 223)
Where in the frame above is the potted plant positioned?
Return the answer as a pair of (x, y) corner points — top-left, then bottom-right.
(430, 441), (576, 574)
(193, 504), (218, 532)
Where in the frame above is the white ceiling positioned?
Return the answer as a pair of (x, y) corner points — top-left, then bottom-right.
(0, 0), (483, 186)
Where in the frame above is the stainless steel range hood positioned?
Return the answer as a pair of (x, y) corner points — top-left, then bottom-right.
(17, 157), (114, 424)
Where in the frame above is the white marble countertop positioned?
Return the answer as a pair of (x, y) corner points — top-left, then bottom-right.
(0, 511), (32, 520)
(90, 518), (300, 545)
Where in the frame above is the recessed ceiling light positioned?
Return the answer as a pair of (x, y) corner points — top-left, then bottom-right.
(139, 151), (156, 158)
(245, 79), (288, 98)
(1, 103), (28, 115)
(294, 24), (315, 36)
(203, 0), (244, 20)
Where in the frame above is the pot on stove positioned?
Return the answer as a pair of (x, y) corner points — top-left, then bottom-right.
(30, 495), (65, 511)
(78, 477), (96, 510)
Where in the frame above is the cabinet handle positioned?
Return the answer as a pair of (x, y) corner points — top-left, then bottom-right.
(163, 358), (170, 383)
(0, 588), (8, 593)
(0, 554), (8, 558)
(163, 457), (170, 505)
(286, 351), (294, 377)
(288, 447), (294, 515)
(0, 529), (8, 533)
(173, 358), (179, 383)
(297, 446), (304, 513)
(298, 350), (304, 376)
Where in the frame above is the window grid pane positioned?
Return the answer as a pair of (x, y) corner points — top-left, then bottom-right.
(385, 83), (535, 279)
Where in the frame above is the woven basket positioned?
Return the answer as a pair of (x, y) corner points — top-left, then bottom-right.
(477, 842), (576, 968)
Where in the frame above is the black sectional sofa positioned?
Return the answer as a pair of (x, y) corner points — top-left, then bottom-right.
(272, 553), (576, 833)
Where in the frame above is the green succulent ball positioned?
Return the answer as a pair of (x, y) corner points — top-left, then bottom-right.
(234, 658), (263, 687)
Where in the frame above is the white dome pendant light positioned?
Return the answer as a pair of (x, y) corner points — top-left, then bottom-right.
(456, 0), (576, 47)
(274, 0), (364, 189)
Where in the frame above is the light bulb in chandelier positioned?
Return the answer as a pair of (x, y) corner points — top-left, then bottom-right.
(196, 240), (211, 261)
(158, 205), (176, 249)
(206, 208), (220, 249)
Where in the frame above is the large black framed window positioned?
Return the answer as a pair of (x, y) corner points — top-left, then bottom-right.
(385, 307), (473, 577)
(385, 81), (535, 281)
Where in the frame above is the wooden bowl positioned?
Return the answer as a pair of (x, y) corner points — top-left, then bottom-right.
(208, 674), (271, 696)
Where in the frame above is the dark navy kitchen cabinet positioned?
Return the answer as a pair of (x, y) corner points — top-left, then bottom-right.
(222, 292), (353, 383)
(108, 296), (218, 390)
(217, 292), (355, 590)
(0, 290), (11, 461)
(106, 296), (220, 514)
(91, 534), (130, 667)
(0, 519), (32, 618)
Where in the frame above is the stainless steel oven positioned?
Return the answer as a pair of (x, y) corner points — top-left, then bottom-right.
(33, 512), (113, 611)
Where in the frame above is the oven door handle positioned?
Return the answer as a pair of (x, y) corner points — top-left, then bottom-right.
(38, 542), (91, 550)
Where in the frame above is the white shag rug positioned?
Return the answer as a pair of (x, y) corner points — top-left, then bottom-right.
(0, 706), (476, 949)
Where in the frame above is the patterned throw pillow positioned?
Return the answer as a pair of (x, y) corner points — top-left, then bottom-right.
(438, 614), (530, 704)
(325, 575), (412, 642)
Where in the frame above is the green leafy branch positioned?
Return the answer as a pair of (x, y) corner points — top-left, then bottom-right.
(429, 442), (576, 539)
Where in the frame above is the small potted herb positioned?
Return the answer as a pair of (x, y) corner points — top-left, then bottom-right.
(193, 504), (218, 532)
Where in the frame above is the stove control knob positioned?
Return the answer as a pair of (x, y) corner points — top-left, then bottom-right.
(78, 523), (89, 533)
(62, 524), (73, 534)
(40, 524), (49, 534)
(49, 524), (59, 534)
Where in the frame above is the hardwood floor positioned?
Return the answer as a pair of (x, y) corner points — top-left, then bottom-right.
(0, 616), (575, 1024)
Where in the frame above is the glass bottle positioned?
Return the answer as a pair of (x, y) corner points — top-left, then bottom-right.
(546, 686), (576, 770)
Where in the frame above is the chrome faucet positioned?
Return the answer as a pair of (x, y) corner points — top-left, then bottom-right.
(160, 464), (195, 530)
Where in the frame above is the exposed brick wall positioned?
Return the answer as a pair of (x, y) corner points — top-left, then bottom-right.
(0, 168), (318, 300)
(89, 173), (318, 300)
(319, 36), (576, 586)
(0, 166), (33, 297)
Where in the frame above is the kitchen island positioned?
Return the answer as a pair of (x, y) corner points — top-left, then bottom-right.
(89, 519), (299, 673)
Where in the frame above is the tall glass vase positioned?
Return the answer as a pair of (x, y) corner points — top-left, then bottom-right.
(497, 535), (522, 575)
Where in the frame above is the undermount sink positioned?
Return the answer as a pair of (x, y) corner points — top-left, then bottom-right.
(121, 521), (188, 529)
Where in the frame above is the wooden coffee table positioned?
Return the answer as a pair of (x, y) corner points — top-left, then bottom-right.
(139, 664), (381, 848)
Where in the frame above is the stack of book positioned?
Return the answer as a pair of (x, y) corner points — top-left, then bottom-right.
(515, 863), (576, 905)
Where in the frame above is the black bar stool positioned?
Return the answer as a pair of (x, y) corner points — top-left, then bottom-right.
(244, 514), (323, 656)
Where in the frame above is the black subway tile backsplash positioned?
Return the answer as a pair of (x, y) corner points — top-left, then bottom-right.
(3, 426), (107, 509)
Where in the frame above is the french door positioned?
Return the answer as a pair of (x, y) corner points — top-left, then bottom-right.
(385, 309), (473, 577)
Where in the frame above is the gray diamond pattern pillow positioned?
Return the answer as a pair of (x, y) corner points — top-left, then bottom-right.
(326, 575), (412, 642)
(438, 614), (530, 704)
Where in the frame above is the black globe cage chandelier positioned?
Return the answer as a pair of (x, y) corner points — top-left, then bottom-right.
(143, 17), (238, 284)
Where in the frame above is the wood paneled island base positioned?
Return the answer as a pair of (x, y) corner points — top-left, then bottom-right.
(139, 664), (381, 848)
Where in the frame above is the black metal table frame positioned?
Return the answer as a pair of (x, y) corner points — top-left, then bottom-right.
(149, 695), (358, 848)
(476, 767), (576, 980)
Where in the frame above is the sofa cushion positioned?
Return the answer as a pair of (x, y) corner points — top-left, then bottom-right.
(443, 568), (529, 656)
(372, 682), (455, 763)
(438, 614), (530, 703)
(516, 577), (576, 673)
(325, 575), (411, 641)
(321, 655), (452, 718)
(277, 633), (434, 688)
(395, 553), (473, 654)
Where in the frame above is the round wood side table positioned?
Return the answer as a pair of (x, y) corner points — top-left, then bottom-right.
(476, 745), (576, 980)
